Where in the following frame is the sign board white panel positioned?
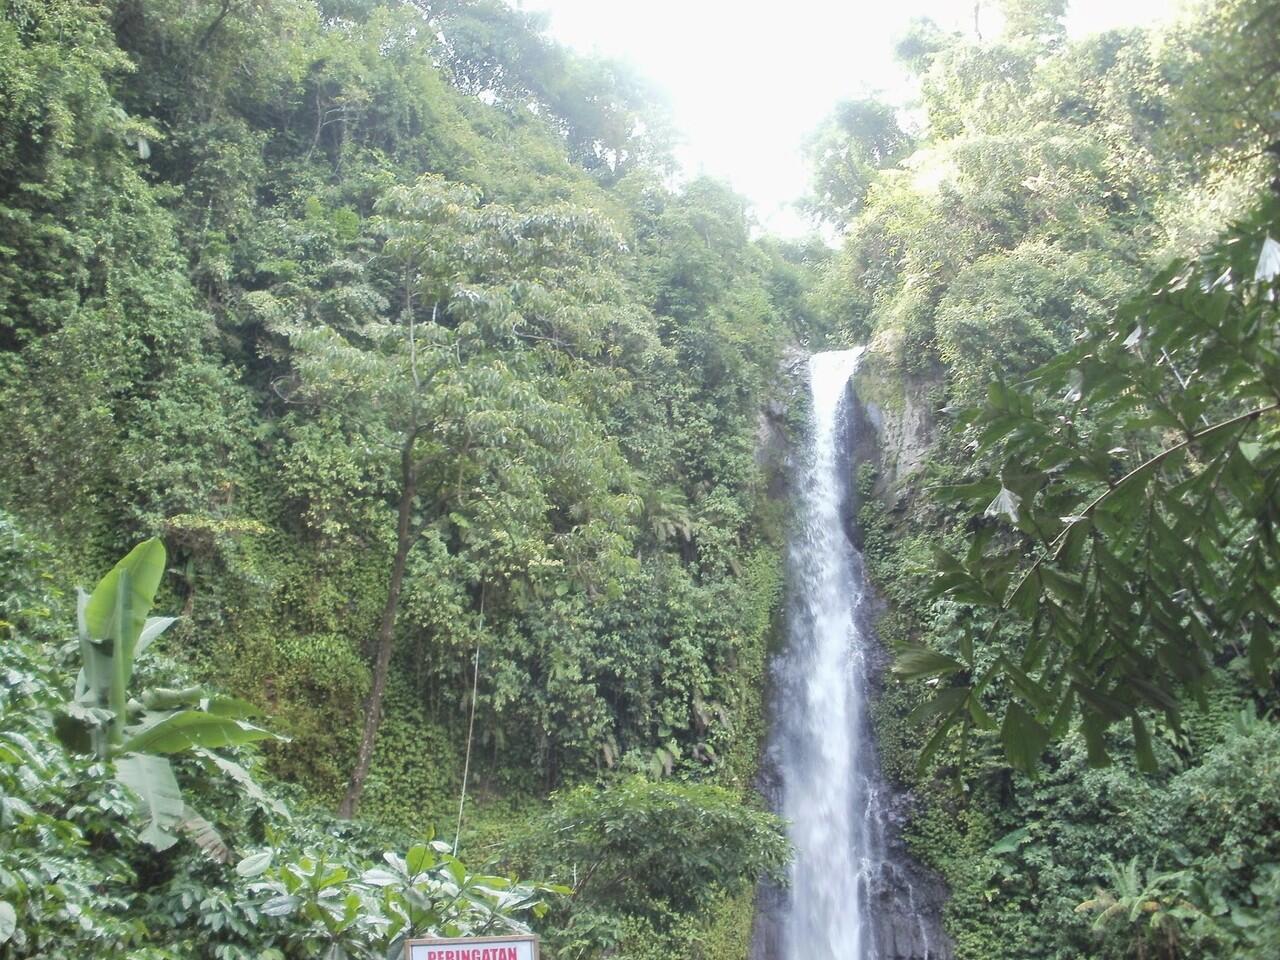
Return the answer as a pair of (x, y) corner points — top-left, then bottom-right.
(405, 935), (539, 960)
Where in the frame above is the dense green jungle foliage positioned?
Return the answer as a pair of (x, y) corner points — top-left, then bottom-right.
(0, 0), (803, 955)
(4, 0), (1280, 956)
(810, 0), (1280, 957)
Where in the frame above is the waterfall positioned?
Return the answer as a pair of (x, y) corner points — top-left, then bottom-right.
(750, 348), (950, 960)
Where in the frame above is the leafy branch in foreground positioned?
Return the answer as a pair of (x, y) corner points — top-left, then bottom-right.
(897, 199), (1280, 774)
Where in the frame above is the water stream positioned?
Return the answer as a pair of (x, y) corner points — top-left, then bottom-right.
(744, 347), (950, 960)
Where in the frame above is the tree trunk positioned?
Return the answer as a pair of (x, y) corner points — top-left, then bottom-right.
(338, 438), (417, 819)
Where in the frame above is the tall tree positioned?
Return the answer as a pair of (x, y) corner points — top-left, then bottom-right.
(265, 175), (643, 816)
(803, 99), (913, 230)
(999, 0), (1067, 44)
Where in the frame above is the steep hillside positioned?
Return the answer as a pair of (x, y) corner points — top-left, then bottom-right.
(0, 1), (817, 955)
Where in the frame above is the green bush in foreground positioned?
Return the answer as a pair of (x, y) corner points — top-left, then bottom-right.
(0, 532), (555, 958)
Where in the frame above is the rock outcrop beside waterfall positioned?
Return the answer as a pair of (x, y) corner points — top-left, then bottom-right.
(849, 352), (938, 500)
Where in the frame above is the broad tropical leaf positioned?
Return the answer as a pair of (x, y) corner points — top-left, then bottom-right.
(82, 538), (166, 661)
(115, 752), (184, 851)
(122, 711), (277, 755)
(1001, 702), (1050, 774)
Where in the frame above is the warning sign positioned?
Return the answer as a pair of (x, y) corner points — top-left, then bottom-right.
(404, 934), (538, 960)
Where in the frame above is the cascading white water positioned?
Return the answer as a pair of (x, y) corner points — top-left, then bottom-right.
(778, 348), (886, 960)
(750, 348), (946, 960)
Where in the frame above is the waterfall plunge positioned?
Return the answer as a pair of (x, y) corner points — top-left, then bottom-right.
(751, 348), (948, 960)
(779, 349), (886, 960)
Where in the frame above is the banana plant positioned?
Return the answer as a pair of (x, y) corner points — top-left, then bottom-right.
(57, 538), (280, 854)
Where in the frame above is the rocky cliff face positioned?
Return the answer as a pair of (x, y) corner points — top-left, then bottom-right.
(850, 350), (939, 500)
(845, 368), (953, 960)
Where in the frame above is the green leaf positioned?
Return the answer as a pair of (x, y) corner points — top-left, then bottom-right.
(115, 752), (184, 851)
(77, 540), (167, 748)
(236, 851), (274, 878)
(0, 901), (14, 944)
(907, 687), (969, 726)
(1131, 714), (1157, 774)
(1041, 566), (1083, 605)
(140, 687), (206, 711)
(1049, 691), (1076, 739)
(1001, 702), (1049, 774)
(200, 695), (265, 719)
(916, 714), (957, 774)
(1007, 566), (1042, 618)
(990, 826), (1031, 856)
(122, 711), (277, 755)
(262, 895), (303, 918)
(83, 539), (166, 661)
(362, 868), (402, 887)
(967, 694), (997, 731)
(893, 645), (966, 680)
(1081, 711), (1112, 768)
(933, 478), (1001, 504)
(1231, 904), (1261, 928)
(136, 616), (178, 657)
(1001, 658), (1054, 713)
(405, 843), (436, 876)
(74, 588), (115, 756)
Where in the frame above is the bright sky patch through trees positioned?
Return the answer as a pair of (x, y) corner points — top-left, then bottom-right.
(519, 0), (1180, 234)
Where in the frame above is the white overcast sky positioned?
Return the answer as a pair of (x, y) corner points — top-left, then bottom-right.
(514, 0), (1183, 235)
